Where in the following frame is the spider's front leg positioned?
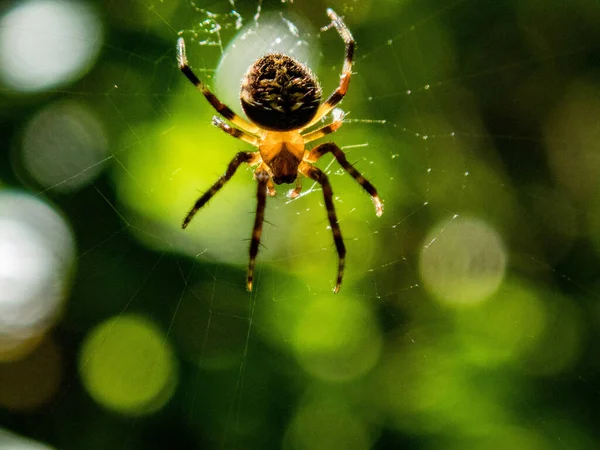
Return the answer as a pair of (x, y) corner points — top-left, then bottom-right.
(177, 37), (261, 136)
(305, 142), (383, 216)
(303, 9), (355, 129)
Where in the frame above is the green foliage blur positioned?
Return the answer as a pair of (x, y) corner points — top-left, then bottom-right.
(2, 0), (600, 448)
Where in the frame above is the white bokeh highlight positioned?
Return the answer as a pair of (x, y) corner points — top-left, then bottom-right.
(21, 101), (108, 192)
(419, 216), (507, 306)
(0, 191), (75, 360)
(0, 0), (103, 92)
(0, 428), (55, 450)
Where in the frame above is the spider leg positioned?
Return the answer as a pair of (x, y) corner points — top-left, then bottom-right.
(300, 164), (345, 293)
(301, 109), (344, 143)
(247, 171), (269, 291)
(177, 38), (261, 136)
(303, 9), (354, 130)
(305, 142), (383, 216)
(266, 178), (277, 197)
(288, 177), (303, 199)
(181, 152), (259, 229)
(212, 117), (259, 147)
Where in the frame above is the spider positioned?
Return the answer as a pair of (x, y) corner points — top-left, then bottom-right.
(178, 8), (383, 293)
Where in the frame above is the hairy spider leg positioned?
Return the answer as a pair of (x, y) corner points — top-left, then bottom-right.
(212, 117), (260, 146)
(177, 38), (262, 136)
(302, 110), (345, 143)
(305, 142), (383, 216)
(247, 170), (269, 291)
(181, 152), (260, 229)
(300, 163), (345, 293)
(303, 9), (354, 130)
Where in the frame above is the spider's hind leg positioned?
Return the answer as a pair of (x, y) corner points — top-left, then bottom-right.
(247, 171), (269, 291)
(300, 164), (345, 293)
(306, 142), (383, 216)
(181, 151), (258, 229)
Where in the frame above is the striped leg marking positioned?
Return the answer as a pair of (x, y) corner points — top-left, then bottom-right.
(177, 37), (261, 136)
(302, 165), (346, 293)
(302, 110), (344, 143)
(247, 172), (269, 291)
(181, 152), (254, 229)
(303, 9), (355, 129)
(306, 142), (383, 216)
(212, 116), (259, 147)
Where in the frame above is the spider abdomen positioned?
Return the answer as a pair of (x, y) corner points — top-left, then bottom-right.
(241, 53), (322, 131)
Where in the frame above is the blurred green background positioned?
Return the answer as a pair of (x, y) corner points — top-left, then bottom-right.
(1, 0), (600, 448)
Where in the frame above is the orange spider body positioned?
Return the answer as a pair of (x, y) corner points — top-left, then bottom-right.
(258, 131), (304, 185)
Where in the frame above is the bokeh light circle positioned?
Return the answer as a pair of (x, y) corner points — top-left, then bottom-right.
(292, 296), (382, 382)
(455, 280), (547, 368)
(0, 190), (75, 361)
(284, 397), (371, 450)
(0, 338), (62, 411)
(0, 428), (56, 450)
(79, 315), (178, 416)
(20, 101), (108, 192)
(419, 216), (507, 306)
(0, 0), (103, 92)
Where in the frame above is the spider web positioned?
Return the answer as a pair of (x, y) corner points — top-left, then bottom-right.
(2, 0), (600, 448)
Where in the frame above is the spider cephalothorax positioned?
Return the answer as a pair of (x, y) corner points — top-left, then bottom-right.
(240, 54), (322, 131)
(177, 9), (383, 293)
